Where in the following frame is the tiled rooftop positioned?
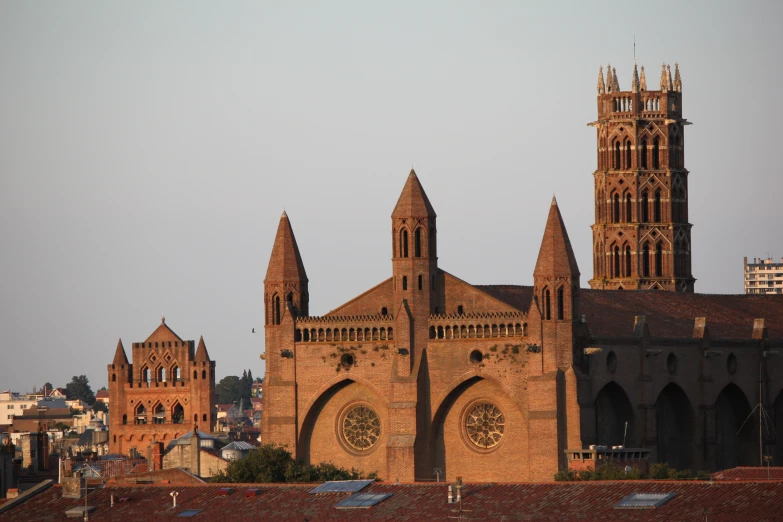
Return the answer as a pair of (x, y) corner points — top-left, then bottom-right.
(479, 285), (783, 338)
(712, 466), (783, 481)
(5, 480), (783, 521)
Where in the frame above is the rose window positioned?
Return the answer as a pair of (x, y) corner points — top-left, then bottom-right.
(465, 402), (505, 449)
(342, 405), (381, 450)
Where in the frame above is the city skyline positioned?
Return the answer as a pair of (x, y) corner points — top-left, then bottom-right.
(2, 1), (782, 392)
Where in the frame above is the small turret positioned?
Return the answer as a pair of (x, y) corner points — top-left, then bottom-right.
(639, 65), (647, 91)
(264, 211), (309, 323)
(612, 67), (620, 92)
(666, 64), (673, 91)
(673, 62), (682, 92)
(659, 63), (668, 92)
(597, 66), (605, 94)
(631, 63), (640, 93)
(606, 63), (613, 93)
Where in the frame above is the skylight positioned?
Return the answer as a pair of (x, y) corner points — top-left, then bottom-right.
(614, 492), (676, 509)
(336, 493), (392, 509)
(310, 480), (374, 494)
(177, 509), (204, 517)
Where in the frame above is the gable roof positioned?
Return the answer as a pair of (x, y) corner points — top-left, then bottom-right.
(144, 317), (184, 344)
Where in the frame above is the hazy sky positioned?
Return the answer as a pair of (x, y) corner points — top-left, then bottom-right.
(1, 1), (782, 393)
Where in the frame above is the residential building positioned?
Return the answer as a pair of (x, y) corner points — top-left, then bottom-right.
(0, 392), (36, 427)
(745, 257), (783, 295)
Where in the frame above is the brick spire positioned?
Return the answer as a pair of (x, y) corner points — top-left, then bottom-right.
(597, 66), (605, 94)
(605, 63), (613, 93)
(195, 336), (210, 362)
(392, 169), (436, 219)
(533, 196), (580, 279)
(112, 339), (128, 365)
(639, 65), (647, 91)
(612, 67), (620, 92)
(673, 62), (682, 92)
(631, 63), (640, 93)
(264, 211), (308, 284)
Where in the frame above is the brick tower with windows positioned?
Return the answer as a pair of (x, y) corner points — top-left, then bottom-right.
(589, 62), (695, 291)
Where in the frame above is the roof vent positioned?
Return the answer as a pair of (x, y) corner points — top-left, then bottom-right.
(216, 487), (234, 496)
(244, 488), (260, 497)
(614, 492), (676, 509)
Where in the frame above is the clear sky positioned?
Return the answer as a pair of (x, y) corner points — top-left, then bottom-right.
(1, 1), (781, 393)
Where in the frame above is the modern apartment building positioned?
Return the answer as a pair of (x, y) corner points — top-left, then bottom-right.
(744, 257), (783, 294)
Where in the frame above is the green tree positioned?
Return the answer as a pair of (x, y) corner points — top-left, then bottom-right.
(65, 375), (95, 405)
(92, 401), (108, 413)
(216, 373), (253, 406)
(211, 444), (369, 483)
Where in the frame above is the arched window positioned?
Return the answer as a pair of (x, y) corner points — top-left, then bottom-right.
(640, 138), (648, 169)
(381, 307), (387, 316)
(112, 374), (116, 382)
(625, 140), (632, 169)
(613, 246), (620, 278)
(654, 190), (661, 223)
(613, 193), (620, 223)
(401, 230), (409, 258)
(414, 228), (422, 257)
(641, 191), (649, 222)
(153, 403), (165, 424)
(135, 404), (147, 425)
(652, 138), (660, 169)
(122, 414), (127, 425)
(643, 244), (650, 277)
(172, 403), (184, 424)
(418, 274), (423, 290)
(402, 276), (407, 290)
(625, 245), (632, 277)
(625, 194), (632, 222)
(557, 287), (564, 320)
(544, 289), (551, 320)
(172, 366), (180, 382)
(655, 241), (663, 276)
(457, 305), (464, 315)
(202, 370), (206, 379)
(157, 366), (165, 382)
(142, 367), (151, 385)
(274, 295), (281, 325)
(193, 370), (198, 380)
(203, 413), (208, 422)
(614, 141), (621, 170)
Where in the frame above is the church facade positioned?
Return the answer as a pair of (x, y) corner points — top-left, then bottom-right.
(107, 319), (216, 457)
(254, 63), (783, 482)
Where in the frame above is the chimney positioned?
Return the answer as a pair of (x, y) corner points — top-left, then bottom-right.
(447, 485), (453, 504)
(151, 441), (164, 471)
(190, 426), (201, 477)
(455, 476), (463, 503)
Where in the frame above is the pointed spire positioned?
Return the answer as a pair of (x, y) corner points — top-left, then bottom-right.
(392, 169), (436, 218)
(195, 336), (210, 362)
(659, 63), (667, 92)
(605, 63), (612, 93)
(666, 64), (673, 91)
(673, 62), (682, 92)
(612, 67), (620, 92)
(534, 198), (580, 279)
(264, 211), (308, 284)
(631, 62), (640, 93)
(639, 65), (647, 91)
(113, 339), (129, 365)
(597, 66), (605, 94)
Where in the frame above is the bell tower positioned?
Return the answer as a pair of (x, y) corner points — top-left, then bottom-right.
(391, 169), (439, 358)
(589, 62), (695, 292)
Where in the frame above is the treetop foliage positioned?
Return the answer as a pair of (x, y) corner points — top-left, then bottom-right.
(65, 375), (95, 405)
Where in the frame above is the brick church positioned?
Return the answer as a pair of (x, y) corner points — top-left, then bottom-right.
(107, 319), (216, 457)
(261, 62), (783, 482)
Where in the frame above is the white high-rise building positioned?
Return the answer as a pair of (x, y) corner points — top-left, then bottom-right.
(744, 257), (783, 294)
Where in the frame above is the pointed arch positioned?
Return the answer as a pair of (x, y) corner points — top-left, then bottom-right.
(614, 140), (621, 170)
(641, 190), (649, 222)
(625, 138), (632, 169)
(642, 243), (651, 277)
(640, 137), (648, 169)
(556, 286), (565, 320)
(654, 189), (662, 223)
(652, 137), (660, 169)
(715, 383), (755, 469)
(134, 403), (147, 425)
(655, 383), (693, 470)
(612, 192), (620, 223)
(655, 241), (663, 277)
(625, 244), (632, 277)
(625, 193), (632, 222)
(152, 401), (166, 424)
(544, 288), (551, 320)
(414, 228), (422, 257)
(613, 245), (620, 278)
(594, 382), (636, 447)
(172, 401), (185, 424)
(274, 294), (281, 325)
(400, 229), (409, 258)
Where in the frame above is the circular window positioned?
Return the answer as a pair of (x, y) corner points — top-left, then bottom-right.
(465, 402), (505, 449)
(340, 353), (354, 369)
(667, 353), (678, 375)
(341, 405), (381, 451)
(727, 353), (737, 375)
(470, 350), (483, 364)
(606, 351), (617, 374)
